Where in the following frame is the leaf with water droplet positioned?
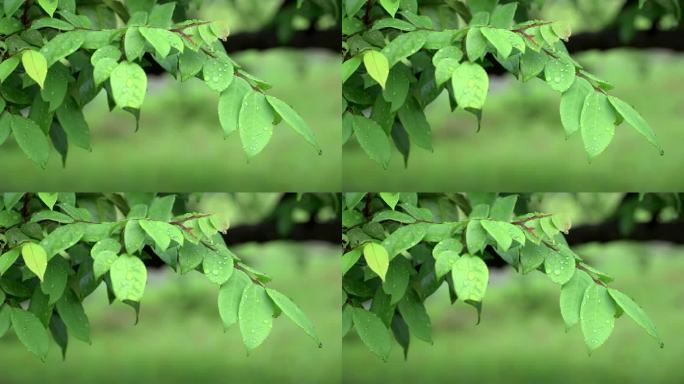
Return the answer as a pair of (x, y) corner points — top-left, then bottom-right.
(10, 307), (49, 359)
(202, 248), (234, 285)
(397, 288), (432, 343)
(580, 284), (616, 352)
(608, 288), (662, 345)
(352, 307), (392, 361)
(267, 288), (321, 347)
(238, 284), (274, 351)
(239, 91), (275, 158)
(451, 254), (489, 301)
(110, 254), (147, 302)
(544, 56), (576, 92)
(580, 92), (616, 159)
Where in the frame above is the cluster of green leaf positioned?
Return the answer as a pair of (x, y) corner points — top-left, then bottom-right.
(342, 192), (662, 360)
(342, 0), (662, 168)
(0, 0), (320, 168)
(0, 192), (319, 360)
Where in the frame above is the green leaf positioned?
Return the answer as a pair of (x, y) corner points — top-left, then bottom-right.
(22, 50), (48, 89)
(560, 78), (593, 137)
(110, 61), (147, 109)
(110, 255), (147, 302)
(451, 62), (489, 109)
(41, 256), (69, 304)
(544, 56), (576, 92)
(139, 219), (172, 251)
(266, 95), (320, 153)
(608, 288), (662, 345)
(124, 27), (146, 61)
(10, 114), (50, 167)
(55, 97), (91, 150)
(238, 284), (274, 351)
(351, 307), (392, 361)
(481, 27), (513, 58)
(382, 31), (427, 67)
(93, 58), (118, 86)
(379, 0), (400, 17)
(364, 242), (390, 280)
(608, 96), (663, 154)
(139, 27), (172, 58)
(38, 192), (58, 210)
(520, 49), (548, 82)
(0, 248), (21, 276)
(203, 56), (235, 92)
(451, 254), (489, 301)
(202, 249), (234, 285)
(379, 192), (400, 210)
(124, 220), (145, 254)
(382, 256), (410, 304)
(480, 220), (525, 251)
(434, 250), (460, 278)
(465, 27), (487, 61)
(218, 77), (251, 138)
(40, 223), (85, 259)
(0, 305), (10, 338)
(10, 307), (49, 360)
(580, 285), (616, 352)
(218, 269), (251, 330)
(178, 241), (209, 274)
(22, 243), (48, 281)
(55, 288), (90, 343)
(4, 0), (24, 17)
(40, 30), (85, 66)
(352, 114), (391, 168)
(41, 64), (70, 111)
(465, 220), (487, 254)
(519, 242), (551, 274)
(363, 50), (389, 89)
(398, 289), (432, 343)
(267, 288), (321, 347)
(560, 270), (592, 329)
(544, 247), (576, 284)
(580, 92), (616, 159)
(239, 92), (275, 158)
(92, 250), (118, 279)
(38, 0), (59, 17)
(397, 96), (433, 151)
(0, 55), (21, 83)
(342, 55), (362, 83)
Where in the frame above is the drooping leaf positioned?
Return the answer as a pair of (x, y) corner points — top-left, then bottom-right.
(238, 284), (274, 351)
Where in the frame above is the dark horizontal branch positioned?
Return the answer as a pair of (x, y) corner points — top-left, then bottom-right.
(221, 219), (340, 245)
(565, 220), (684, 246)
(567, 27), (684, 53)
(223, 26), (339, 53)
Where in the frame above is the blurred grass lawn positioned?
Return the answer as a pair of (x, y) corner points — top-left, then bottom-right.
(0, 242), (341, 384)
(0, 50), (341, 191)
(343, 242), (684, 384)
(343, 51), (684, 191)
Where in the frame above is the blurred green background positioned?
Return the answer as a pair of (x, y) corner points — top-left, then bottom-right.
(343, 2), (684, 191)
(343, 193), (684, 383)
(0, 243), (340, 384)
(0, 1), (341, 191)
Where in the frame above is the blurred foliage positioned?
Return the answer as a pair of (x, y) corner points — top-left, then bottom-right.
(343, 50), (684, 190)
(342, 192), (684, 382)
(0, 242), (341, 384)
(0, 50), (341, 191)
